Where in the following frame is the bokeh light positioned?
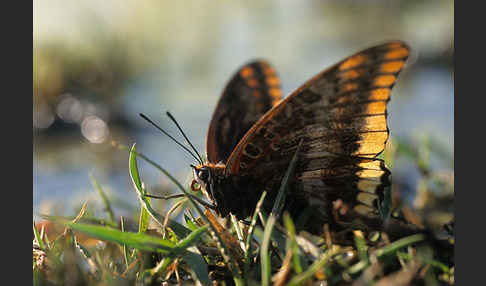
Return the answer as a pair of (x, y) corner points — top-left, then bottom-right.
(81, 115), (109, 144)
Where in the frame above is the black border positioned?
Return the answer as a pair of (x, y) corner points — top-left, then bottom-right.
(28, 1), (459, 284)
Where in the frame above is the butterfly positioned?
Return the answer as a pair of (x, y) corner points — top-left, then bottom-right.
(191, 41), (410, 233)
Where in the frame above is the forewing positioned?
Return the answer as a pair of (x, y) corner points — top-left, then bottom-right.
(206, 60), (283, 164)
(225, 41), (409, 216)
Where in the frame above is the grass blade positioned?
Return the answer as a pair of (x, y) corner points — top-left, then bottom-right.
(89, 174), (115, 223)
(283, 212), (303, 274)
(353, 230), (368, 262)
(271, 139), (304, 218)
(129, 144), (191, 237)
(59, 219), (176, 253)
(148, 257), (174, 278)
(286, 247), (341, 286)
(244, 191), (267, 277)
(138, 196), (150, 234)
(118, 142), (190, 198)
(374, 234), (426, 258)
(120, 216), (129, 270)
(261, 214), (276, 286)
(184, 213), (200, 231)
(175, 225), (209, 251)
(396, 251), (451, 273)
(231, 214), (246, 252)
(146, 225), (209, 282)
(53, 216), (208, 257)
(183, 249), (211, 286)
(33, 221), (46, 251)
(261, 140), (303, 286)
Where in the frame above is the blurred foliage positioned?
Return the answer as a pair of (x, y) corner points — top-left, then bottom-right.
(33, 0), (453, 141)
(34, 39), (140, 104)
(33, 0), (453, 110)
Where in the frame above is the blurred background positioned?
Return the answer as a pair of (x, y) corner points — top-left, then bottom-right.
(33, 0), (453, 225)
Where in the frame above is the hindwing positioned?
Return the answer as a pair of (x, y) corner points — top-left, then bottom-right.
(206, 60), (283, 164)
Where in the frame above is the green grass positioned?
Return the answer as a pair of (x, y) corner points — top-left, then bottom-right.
(33, 136), (454, 285)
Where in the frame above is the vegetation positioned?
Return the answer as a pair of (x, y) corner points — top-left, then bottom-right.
(33, 137), (454, 286)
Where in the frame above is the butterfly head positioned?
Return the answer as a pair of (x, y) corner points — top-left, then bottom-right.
(190, 163), (225, 208)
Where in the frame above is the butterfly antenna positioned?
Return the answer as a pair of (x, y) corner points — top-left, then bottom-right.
(139, 113), (203, 164)
(166, 111), (205, 164)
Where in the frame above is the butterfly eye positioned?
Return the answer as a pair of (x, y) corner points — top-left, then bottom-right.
(198, 170), (209, 181)
(191, 180), (201, 192)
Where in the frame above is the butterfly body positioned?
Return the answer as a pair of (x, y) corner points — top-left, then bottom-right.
(192, 164), (257, 218)
(192, 42), (410, 234)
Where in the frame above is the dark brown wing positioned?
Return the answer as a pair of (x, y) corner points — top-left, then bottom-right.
(224, 41), (410, 219)
(206, 60), (282, 164)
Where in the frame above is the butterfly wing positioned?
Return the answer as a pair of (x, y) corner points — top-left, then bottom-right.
(206, 60), (283, 164)
(224, 41), (409, 221)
